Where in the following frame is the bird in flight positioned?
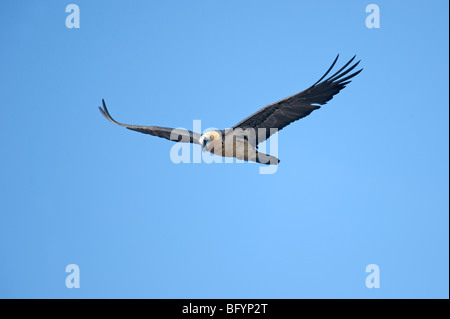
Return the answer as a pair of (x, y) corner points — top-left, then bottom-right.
(99, 55), (362, 165)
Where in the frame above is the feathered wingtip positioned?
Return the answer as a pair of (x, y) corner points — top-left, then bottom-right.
(312, 54), (363, 87)
(98, 99), (123, 126)
(98, 99), (110, 121)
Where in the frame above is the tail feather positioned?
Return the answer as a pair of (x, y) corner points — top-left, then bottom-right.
(254, 152), (280, 165)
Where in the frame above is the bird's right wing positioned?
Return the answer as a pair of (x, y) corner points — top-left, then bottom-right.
(231, 55), (362, 145)
(99, 99), (201, 145)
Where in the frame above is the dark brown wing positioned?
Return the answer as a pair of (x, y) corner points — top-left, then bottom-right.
(99, 99), (201, 145)
(232, 55), (363, 144)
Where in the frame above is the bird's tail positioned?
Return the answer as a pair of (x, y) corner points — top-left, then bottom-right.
(254, 152), (280, 165)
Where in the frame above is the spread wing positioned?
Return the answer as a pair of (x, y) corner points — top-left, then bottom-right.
(232, 55), (363, 145)
(99, 99), (201, 145)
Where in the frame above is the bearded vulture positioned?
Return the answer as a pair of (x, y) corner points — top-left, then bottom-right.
(99, 55), (362, 165)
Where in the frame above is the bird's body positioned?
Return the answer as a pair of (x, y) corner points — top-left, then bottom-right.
(99, 55), (362, 165)
(199, 130), (279, 164)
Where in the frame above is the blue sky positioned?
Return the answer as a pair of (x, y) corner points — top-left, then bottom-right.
(0, 0), (448, 298)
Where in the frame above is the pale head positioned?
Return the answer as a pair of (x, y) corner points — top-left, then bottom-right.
(199, 130), (221, 152)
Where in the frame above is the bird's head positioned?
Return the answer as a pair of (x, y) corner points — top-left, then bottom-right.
(199, 131), (221, 152)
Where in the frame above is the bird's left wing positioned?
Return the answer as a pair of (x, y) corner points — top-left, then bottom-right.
(231, 55), (363, 145)
(99, 99), (201, 145)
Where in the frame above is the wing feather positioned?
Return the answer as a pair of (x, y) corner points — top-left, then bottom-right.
(99, 99), (201, 145)
(232, 55), (363, 144)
